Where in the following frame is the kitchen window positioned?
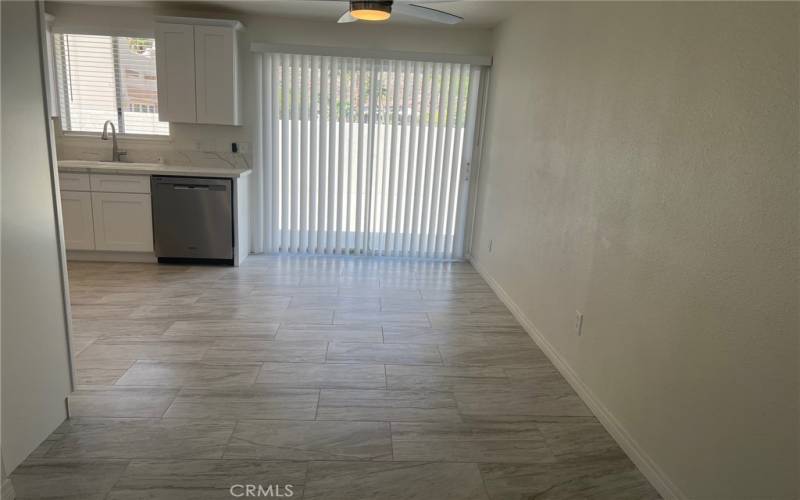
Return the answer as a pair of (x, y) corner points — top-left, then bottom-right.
(54, 33), (169, 136)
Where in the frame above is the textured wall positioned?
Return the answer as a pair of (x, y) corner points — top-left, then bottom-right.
(471, 3), (799, 498)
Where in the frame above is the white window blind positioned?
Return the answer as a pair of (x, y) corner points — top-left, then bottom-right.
(254, 53), (481, 260)
(54, 33), (169, 136)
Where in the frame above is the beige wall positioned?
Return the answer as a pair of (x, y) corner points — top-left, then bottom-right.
(1, 0), (73, 472)
(471, 2), (799, 499)
(44, 1), (492, 163)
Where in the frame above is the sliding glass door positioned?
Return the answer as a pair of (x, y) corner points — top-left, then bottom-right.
(254, 52), (481, 260)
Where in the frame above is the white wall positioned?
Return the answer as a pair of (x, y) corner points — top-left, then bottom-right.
(44, 1), (492, 164)
(471, 3), (799, 499)
(1, 0), (73, 472)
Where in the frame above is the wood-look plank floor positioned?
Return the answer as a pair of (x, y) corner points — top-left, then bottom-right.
(11, 255), (660, 500)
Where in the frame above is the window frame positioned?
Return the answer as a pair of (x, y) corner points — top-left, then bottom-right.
(53, 30), (171, 140)
(60, 130), (172, 142)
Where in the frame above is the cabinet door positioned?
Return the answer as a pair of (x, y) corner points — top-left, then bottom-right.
(60, 191), (94, 250)
(92, 193), (153, 252)
(155, 22), (196, 123)
(194, 25), (240, 125)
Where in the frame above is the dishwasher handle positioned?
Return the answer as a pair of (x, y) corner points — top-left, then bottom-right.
(165, 183), (228, 192)
(153, 176), (231, 189)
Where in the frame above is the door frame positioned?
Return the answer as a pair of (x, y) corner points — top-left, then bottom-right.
(38, 0), (78, 394)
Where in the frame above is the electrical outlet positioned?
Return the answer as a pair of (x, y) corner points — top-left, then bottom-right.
(575, 311), (584, 336)
(488, 239), (493, 253)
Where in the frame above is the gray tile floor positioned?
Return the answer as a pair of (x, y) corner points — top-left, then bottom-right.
(11, 256), (660, 499)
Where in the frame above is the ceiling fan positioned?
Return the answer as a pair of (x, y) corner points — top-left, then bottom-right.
(332, 0), (463, 25)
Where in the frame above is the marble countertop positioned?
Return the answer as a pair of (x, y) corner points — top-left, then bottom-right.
(58, 160), (252, 178)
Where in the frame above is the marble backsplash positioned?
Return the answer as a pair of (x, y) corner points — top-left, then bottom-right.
(56, 142), (251, 171)
(53, 117), (252, 171)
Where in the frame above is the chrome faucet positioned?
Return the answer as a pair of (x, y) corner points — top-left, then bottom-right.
(101, 120), (126, 162)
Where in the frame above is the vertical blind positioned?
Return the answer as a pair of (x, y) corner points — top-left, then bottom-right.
(254, 52), (481, 260)
(53, 33), (169, 135)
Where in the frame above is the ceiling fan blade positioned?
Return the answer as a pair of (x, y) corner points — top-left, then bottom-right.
(392, 3), (463, 24)
(337, 10), (358, 23)
(309, 0), (455, 2)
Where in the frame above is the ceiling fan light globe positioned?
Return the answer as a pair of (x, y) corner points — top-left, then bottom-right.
(351, 9), (391, 21)
(350, 1), (391, 21)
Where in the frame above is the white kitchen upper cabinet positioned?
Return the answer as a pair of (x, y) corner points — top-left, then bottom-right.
(60, 191), (95, 250)
(155, 22), (197, 123)
(194, 25), (240, 125)
(92, 192), (153, 252)
(155, 17), (242, 126)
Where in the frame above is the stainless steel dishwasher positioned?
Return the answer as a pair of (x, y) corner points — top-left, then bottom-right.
(151, 176), (234, 264)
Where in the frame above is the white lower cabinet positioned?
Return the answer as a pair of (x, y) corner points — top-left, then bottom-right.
(60, 191), (95, 250)
(91, 192), (154, 252)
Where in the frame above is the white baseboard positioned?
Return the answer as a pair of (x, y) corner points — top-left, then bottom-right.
(1, 477), (16, 500)
(469, 256), (686, 500)
(66, 250), (157, 263)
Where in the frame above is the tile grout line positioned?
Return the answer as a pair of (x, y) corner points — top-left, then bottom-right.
(101, 459), (134, 500)
(476, 464), (494, 500)
(58, 256), (656, 498)
(313, 389), (322, 420)
(219, 419), (240, 459)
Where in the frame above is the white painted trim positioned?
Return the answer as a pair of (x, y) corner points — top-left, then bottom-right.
(39, 0), (77, 392)
(469, 255), (688, 500)
(234, 174), (250, 267)
(66, 250), (157, 263)
(50, 25), (155, 38)
(155, 16), (244, 30)
(61, 131), (171, 142)
(1, 477), (15, 500)
(250, 42), (492, 66)
(1, 455), (15, 500)
(464, 66), (491, 255)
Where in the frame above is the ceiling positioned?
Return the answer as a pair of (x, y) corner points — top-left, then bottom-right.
(64, 0), (517, 27)
(200, 1), (516, 27)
